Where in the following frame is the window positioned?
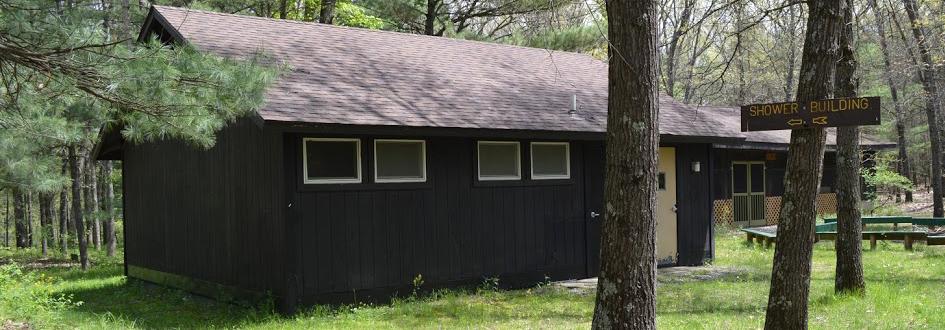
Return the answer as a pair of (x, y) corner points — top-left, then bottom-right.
(658, 172), (666, 190)
(531, 142), (570, 179)
(303, 138), (361, 184)
(477, 141), (521, 180)
(374, 140), (426, 182)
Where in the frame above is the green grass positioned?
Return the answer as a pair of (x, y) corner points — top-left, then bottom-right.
(2, 230), (945, 329)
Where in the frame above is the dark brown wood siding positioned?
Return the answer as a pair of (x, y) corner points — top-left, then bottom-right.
(711, 148), (837, 200)
(670, 143), (714, 265)
(285, 136), (593, 302)
(123, 118), (285, 294)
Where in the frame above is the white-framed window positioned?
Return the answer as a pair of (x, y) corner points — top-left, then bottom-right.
(477, 141), (521, 181)
(302, 138), (362, 184)
(530, 142), (570, 180)
(374, 139), (427, 183)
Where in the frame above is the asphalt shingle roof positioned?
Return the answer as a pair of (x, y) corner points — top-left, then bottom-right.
(151, 6), (735, 138)
(149, 6), (893, 147)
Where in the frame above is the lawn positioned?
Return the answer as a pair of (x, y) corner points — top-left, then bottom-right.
(2, 229), (945, 329)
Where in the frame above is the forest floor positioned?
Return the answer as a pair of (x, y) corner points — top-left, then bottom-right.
(2, 228), (945, 329)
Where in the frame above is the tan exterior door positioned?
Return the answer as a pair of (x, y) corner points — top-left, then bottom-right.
(657, 147), (677, 264)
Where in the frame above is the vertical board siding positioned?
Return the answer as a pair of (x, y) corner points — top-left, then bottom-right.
(672, 144), (714, 266)
(711, 148), (837, 200)
(292, 138), (590, 299)
(123, 119), (285, 294)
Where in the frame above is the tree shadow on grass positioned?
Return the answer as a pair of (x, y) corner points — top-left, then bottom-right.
(48, 269), (272, 328)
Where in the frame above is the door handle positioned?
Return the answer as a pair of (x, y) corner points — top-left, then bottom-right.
(672, 204), (678, 213)
(590, 211), (600, 218)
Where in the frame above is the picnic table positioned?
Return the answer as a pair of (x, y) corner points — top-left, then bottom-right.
(741, 216), (945, 250)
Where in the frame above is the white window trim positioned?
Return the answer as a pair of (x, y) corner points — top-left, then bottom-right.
(477, 141), (522, 181)
(530, 142), (571, 180)
(374, 139), (427, 183)
(302, 138), (362, 184)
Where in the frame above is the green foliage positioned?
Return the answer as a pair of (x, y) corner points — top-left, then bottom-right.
(861, 152), (914, 201)
(112, 40), (278, 148)
(180, 0), (384, 29)
(0, 0), (277, 192)
(335, 1), (385, 29)
(506, 25), (606, 55)
(0, 263), (79, 327)
(5, 232), (945, 328)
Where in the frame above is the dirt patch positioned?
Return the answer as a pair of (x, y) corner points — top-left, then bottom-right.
(21, 260), (80, 269)
(1, 320), (32, 330)
(872, 188), (934, 217)
(656, 265), (750, 283)
(554, 265), (750, 294)
(0, 258), (78, 269)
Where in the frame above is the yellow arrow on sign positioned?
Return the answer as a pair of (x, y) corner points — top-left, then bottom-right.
(812, 116), (827, 125)
(787, 119), (805, 126)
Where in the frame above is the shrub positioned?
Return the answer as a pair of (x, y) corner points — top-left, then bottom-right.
(0, 263), (78, 326)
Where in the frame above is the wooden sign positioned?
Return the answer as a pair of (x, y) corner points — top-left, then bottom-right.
(740, 97), (881, 132)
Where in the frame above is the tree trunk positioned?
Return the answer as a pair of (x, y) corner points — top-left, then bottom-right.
(682, 21), (704, 103)
(764, 1), (844, 328)
(424, 0), (439, 36)
(834, 0), (865, 295)
(69, 146), (89, 270)
(591, 1), (660, 329)
(101, 0), (111, 37)
(664, 0), (694, 98)
(59, 160), (69, 254)
(4, 193), (9, 247)
(278, 0), (288, 19)
(904, 0), (945, 217)
(784, 45), (797, 102)
(319, 0), (336, 24)
(120, 0), (132, 45)
(84, 155), (101, 250)
(39, 193), (54, 258)
(102, 161), (117, 256)
(26, 192), (33, 247)
(13, 188), (28, 248)
(868, 0), (913, 202)
(735, 0), (748, 104)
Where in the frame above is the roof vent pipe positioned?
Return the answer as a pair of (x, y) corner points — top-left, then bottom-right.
(569, 94), (577, 114)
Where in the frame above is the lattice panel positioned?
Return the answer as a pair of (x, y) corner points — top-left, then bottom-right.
(815, 193), (837, 216)
(714, 193), (838, 227)
(765, 197), (781, 225)
(713, 199), (734, 226)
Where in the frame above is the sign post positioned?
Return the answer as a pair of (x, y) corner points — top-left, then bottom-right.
(740, 96), (881, 132)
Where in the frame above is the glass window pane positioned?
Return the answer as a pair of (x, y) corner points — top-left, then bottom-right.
(750, 164), (765, 193)
(376, 141), (425, 181)
(732, 163), (748, 194)
(478, 142), (520, 179)
(305, 139), (359, 181)
(532, 143), (569, 178)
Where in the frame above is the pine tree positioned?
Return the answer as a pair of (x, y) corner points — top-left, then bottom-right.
(101, 161), (117, 256)
(13, 188), (28, 248)
(592, 0), (660, 328)
(0, 1), (275, 270)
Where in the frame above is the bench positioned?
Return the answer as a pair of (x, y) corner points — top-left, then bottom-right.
(742, 216), (945, 251)
(816, 231), (927, 250)
(742, 228), (776, 248)
(819, 216), (945, 251)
